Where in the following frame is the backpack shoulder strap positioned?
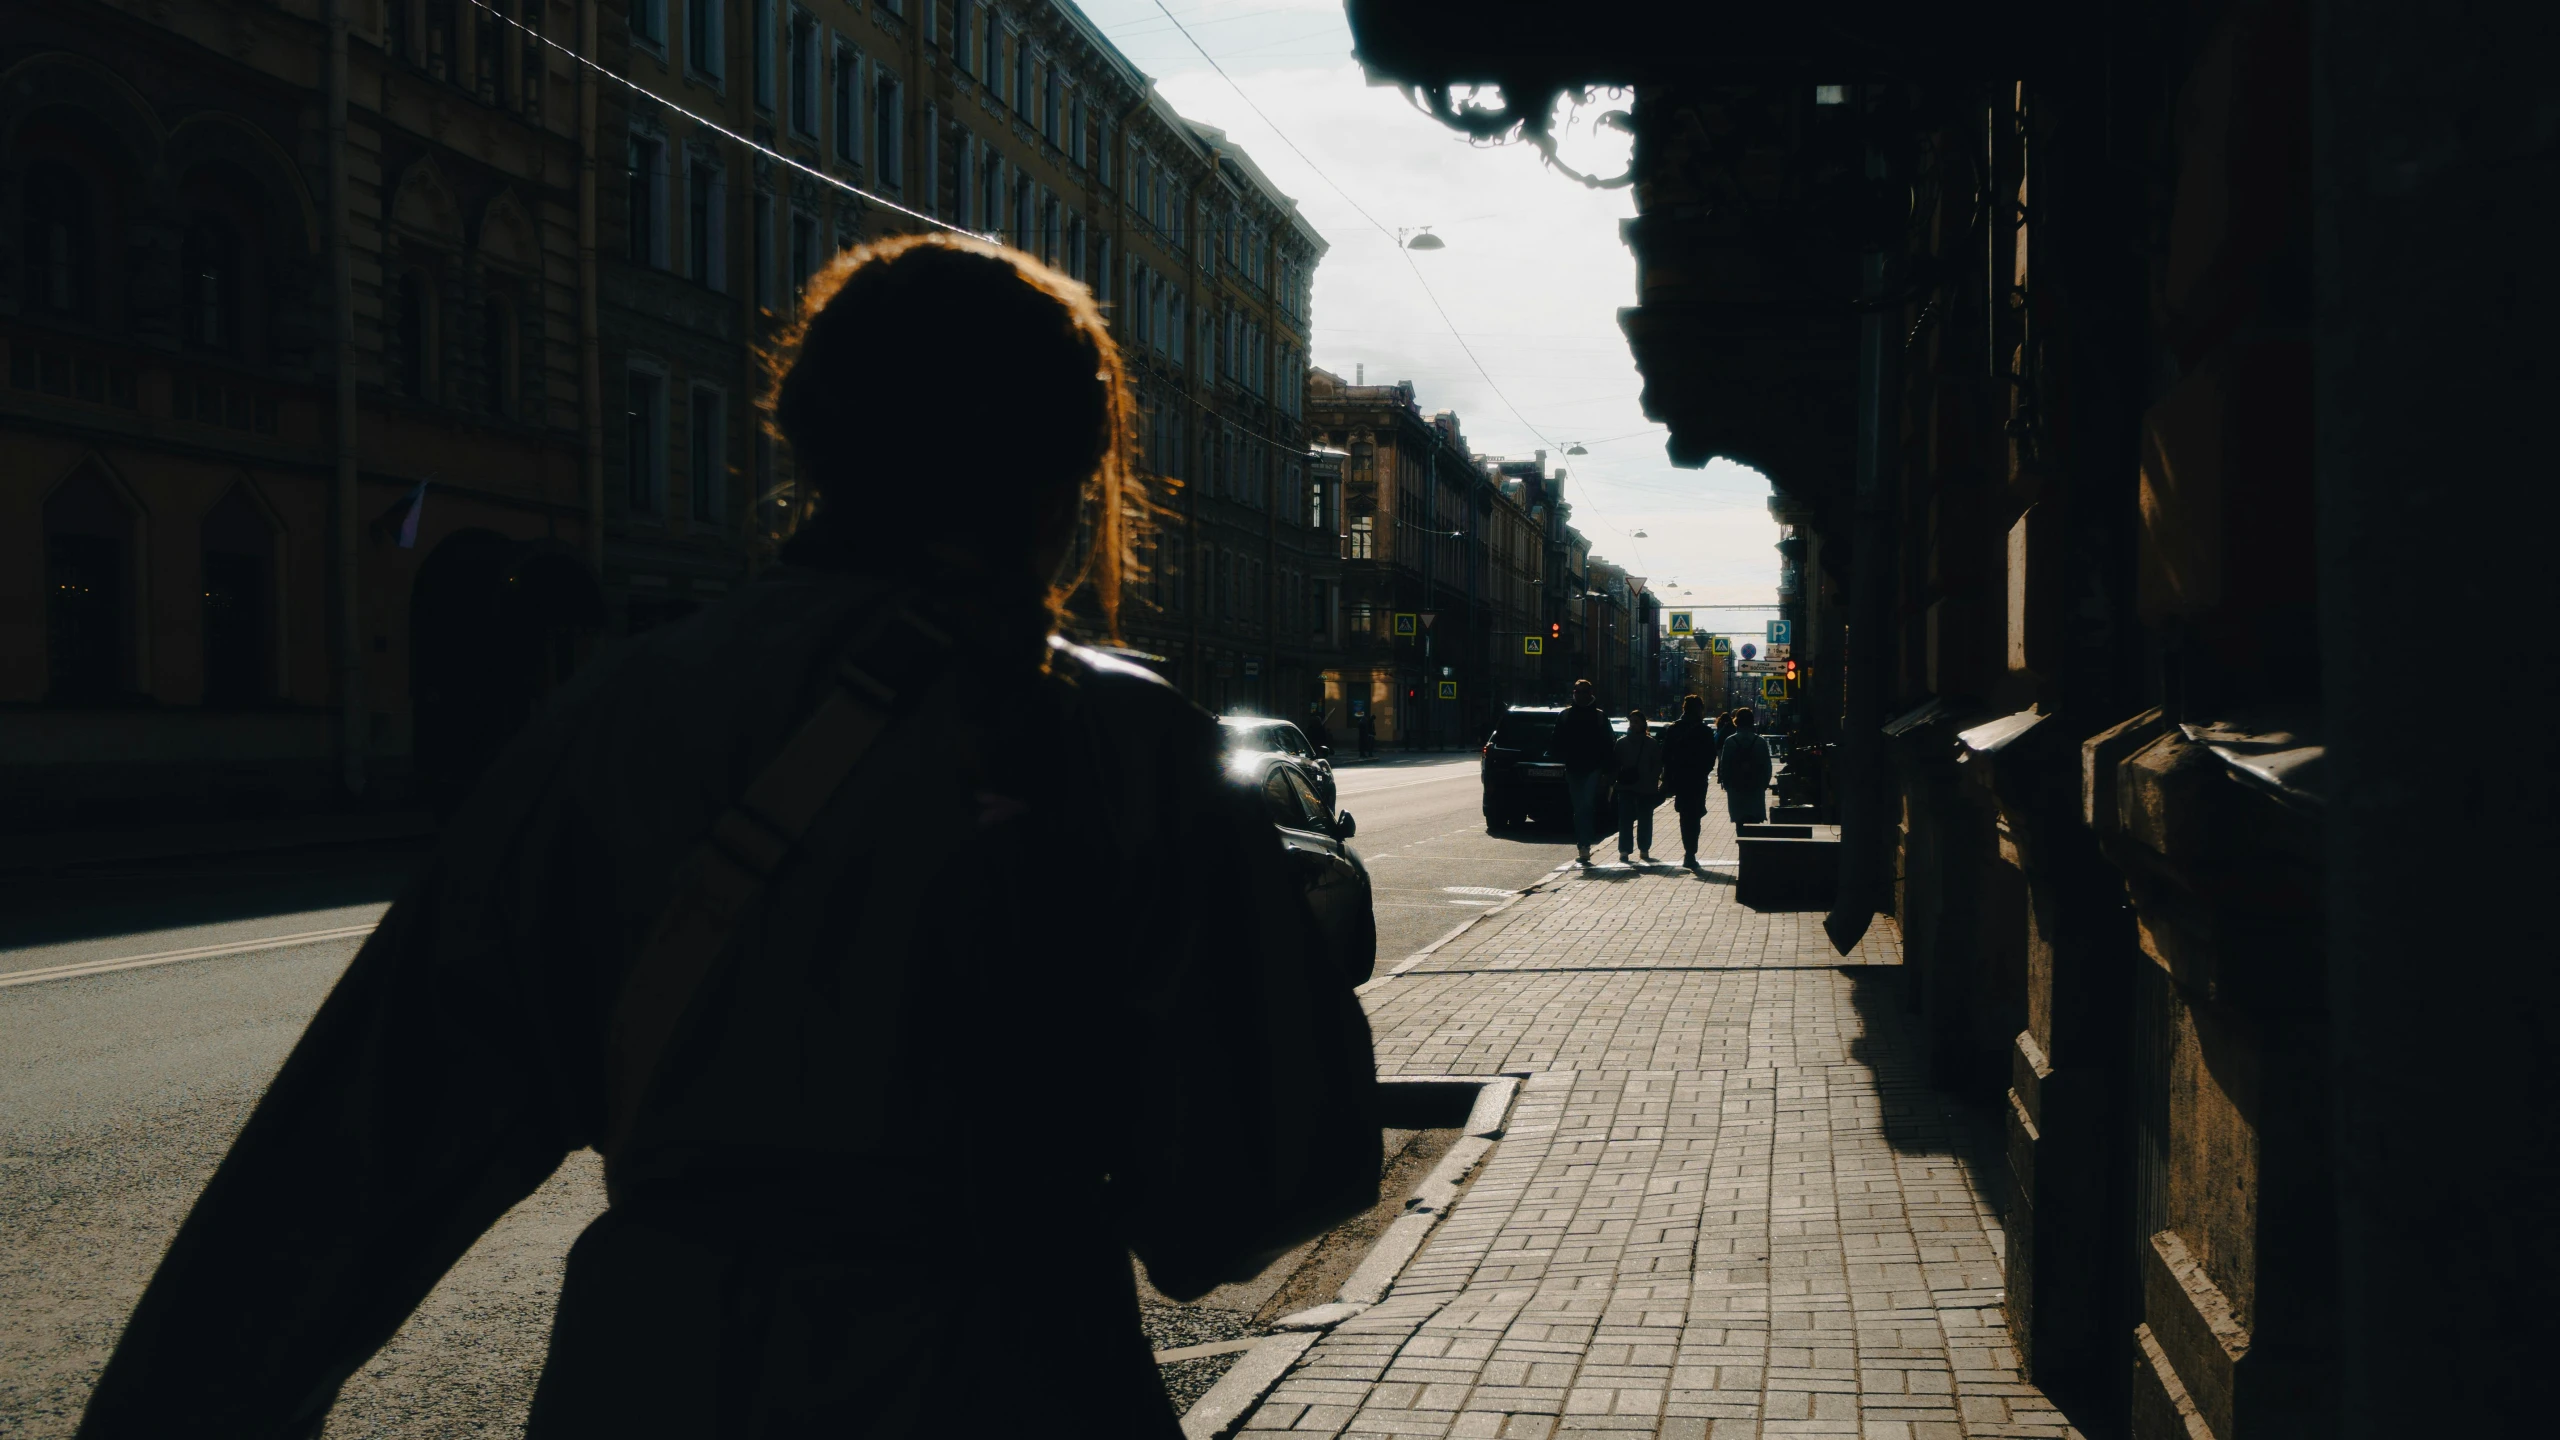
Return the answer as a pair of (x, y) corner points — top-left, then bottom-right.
(602, 594), (955, 1160)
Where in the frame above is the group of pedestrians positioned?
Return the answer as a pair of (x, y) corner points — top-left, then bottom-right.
(1554, 680), (1774, 867)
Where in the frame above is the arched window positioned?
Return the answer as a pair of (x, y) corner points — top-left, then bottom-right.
(45, 466), (138, 701)
(183, 216), (240, 352)
(22, 163), (95, 321)
(483, 295), (517, 417)
(201, 486), (276, 706)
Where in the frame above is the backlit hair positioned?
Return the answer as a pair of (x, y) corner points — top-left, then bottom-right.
(769, 233), (1135, 635)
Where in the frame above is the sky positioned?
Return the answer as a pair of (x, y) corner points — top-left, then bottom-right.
(1074, 0), (1783, 641)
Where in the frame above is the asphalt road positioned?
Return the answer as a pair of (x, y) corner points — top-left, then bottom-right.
(0, 754), (1550, 1435)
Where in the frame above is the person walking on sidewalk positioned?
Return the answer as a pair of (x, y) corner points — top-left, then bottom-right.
(76, 235), (1381, 1440)
(1357, 711), (1376, 759)
(1717, 707), (1774, 826)
(1612, 709), (1665, 863)
(1658, 694), (1719, 866)
(1554, 679), (1615, 864)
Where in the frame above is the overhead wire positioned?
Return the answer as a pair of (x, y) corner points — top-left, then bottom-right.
(460, 0), (977, 240)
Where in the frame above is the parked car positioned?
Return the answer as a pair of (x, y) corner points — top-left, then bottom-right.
(1218, 716), (1336, 808)
(1230, 751), (1375, 984)
(1479, 705), (1621, 830)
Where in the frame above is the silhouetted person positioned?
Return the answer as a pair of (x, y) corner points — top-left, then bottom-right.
(1554, 678), (1613, 865)
(77, 236), (1380, 1440)
(1612, 709), (1663, 863)
(1357, 711), (1376, 758)
(1659, 694), (1717, 866)
(1717, 707), (1772, 827)
(1306, 712), (1333, 757)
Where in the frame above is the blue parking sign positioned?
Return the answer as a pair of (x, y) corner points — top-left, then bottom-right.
(1767, 618), (1792, 646)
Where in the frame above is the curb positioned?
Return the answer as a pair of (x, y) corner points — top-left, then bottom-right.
(1356, 864), (1574, 995)
(1180, 1073), (1525, 1438)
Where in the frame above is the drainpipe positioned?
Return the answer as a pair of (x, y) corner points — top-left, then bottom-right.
(327, 0), (365, 796)
(1825, 233), (1899, 952)
(578, 0), (604, 576)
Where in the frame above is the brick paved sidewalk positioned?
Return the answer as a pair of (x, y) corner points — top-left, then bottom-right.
(1242, 805), (2079, 1440)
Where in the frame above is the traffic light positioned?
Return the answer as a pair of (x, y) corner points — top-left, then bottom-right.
(1784, 657), (1798, 683)
(1548, 620), (1563, 642)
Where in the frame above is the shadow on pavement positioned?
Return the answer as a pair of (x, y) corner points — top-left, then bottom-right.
(1840, 964), (2008, 1219)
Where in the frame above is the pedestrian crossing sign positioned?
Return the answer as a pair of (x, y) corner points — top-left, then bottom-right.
(1523, 635), (1544, 655)
(1669, 612), (1694, 635)
(1438, 681), (1458, 699)
(1762, 676), (1789, 699)
(1393, 612), (1419, 637)
(1710, 636), (1732, 656)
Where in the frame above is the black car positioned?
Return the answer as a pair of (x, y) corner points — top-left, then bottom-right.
(1230, 751), (1376, 984)
(1479, 705), (1619, 829)
(1218, 716), (1337, 808)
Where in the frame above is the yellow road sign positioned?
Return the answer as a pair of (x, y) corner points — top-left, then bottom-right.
(1437, 681), (1458, 699)
(1392, 612), (1419, 637)
(1710, 636), (1732, 656)
(1762, 676), (1789, 699)
(1669, 611), (1694, 634)
(1522, 636), (1544, 655)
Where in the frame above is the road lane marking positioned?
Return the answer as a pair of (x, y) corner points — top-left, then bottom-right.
(1441, 886), (1512, 897)
(0, 923), (381, 990)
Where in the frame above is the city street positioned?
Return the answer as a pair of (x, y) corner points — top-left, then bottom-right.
(0, 752), (1572, 1436)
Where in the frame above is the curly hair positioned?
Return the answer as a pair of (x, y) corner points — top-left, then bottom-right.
(768, 233), (1136, 635)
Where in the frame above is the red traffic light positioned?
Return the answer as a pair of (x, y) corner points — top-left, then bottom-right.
(1547, 621), (1562, 641)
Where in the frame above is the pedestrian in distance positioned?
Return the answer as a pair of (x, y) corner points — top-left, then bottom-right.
(1613, 709), (1665, 863)
(1553, 678), (1615, 865)
(1717, 707), (1774, 827)
(1357, 710), (1376, 759)
(75, 235), (1381, 1440)
(1306, 710), (1334, 758)
(1658, 694), (1719, 866)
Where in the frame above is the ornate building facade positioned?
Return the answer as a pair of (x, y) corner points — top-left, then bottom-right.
(3, 0), (599, 828)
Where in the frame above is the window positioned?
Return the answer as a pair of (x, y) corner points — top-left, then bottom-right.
(787, 11), (817, 137)
(753, 191), (774, 307)
(627, 134), (664, 265)
(875, 71), (903, 187)
(1095, 236), (1110, 304)
(689, 385), (724, 523)
(1099, 121), (1114, 189)
(200, 485), (274, 706)
(1349, 514), (1374, 559)
(941, 121), (968, 224)
(948, 0), (970, 63)
(981, 9), (1001, 85)
(753, 0), (775, 109)
(1068, 95), (1085, 166)
(631, 0), (665, 44)
(832, 44), (860, 161)
(1013, 174), (1031, 250)
(23, 165), (94, 320)
(182, 216), (238, 353)
(789, 212), (817, 304)
(686, 0), (722, 76)
(395, 269), (433, 397)
(1041, 62), (1058, 144)
(626, 367), (665, 514)
(981, 154), (1003, 238)
(482, 296), (516, 417)
(1040, 193), (1058, 265)
(1169, 291), (1184, 367)
(687, 152), (725, 289)
(1010, 32), (1031, 113)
